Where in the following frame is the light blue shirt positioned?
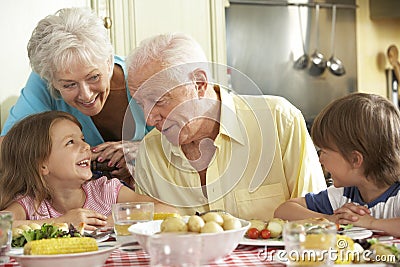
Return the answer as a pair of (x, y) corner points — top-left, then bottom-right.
(1, 56), (149, 146)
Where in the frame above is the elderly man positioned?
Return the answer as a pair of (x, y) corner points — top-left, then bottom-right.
(126, 33), (326, 220)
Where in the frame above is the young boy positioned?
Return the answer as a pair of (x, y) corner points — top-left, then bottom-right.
(274, 93), (400, 237)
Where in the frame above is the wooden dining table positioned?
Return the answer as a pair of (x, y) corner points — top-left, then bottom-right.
(4, 233), (399, 266)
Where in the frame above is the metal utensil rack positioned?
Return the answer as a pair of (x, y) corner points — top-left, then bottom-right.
(228, 0), (357, 9)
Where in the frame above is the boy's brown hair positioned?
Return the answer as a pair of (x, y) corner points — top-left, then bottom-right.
(311, 92), (400, 188)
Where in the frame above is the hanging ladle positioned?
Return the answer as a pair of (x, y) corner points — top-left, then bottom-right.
(309, 4), (326, 76)
(294, 5), (308, 70)
(327, 5), (345, 76)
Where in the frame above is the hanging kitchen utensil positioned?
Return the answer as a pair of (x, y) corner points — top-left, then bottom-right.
(309, 4), (326, 76)
(387, 44), (400, 82)
(294, 5), (309, 70)
(327, 5), (346, 76)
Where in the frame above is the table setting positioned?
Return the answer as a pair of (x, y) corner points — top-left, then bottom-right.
(2, 208), (399, 267)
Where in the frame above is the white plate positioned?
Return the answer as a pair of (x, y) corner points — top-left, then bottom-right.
(84, 229), (112, 243)
(8, 243), (117, 267)
(340, 227), (373, 239)
(240, 237), (284, 246)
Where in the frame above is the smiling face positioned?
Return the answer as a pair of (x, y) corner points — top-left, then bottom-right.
(41, 119), (93, 186)
(52, 60), (112, 116)
(318, 147), (362, 188)
(129, 61), (207, 146)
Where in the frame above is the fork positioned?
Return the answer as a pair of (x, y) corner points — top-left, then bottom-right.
(195, 209), (228, 216)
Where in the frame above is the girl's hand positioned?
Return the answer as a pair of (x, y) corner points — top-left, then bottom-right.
(57, 208), (107, 231)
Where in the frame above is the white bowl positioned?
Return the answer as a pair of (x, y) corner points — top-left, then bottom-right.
(128, 218), (250, 264)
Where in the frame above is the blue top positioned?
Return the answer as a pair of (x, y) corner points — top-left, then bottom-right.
(1, 56), (150, 146)
(305, 182), (400, 218)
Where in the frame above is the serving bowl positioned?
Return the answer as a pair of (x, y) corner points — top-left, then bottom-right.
(128, 217), (250, 264)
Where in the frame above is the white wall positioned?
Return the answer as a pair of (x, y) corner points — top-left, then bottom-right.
(0, 0), (90, 130)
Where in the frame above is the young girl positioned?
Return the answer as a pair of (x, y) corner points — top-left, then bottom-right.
(0, 111), (175, 230)
(274, 93), (400, 237)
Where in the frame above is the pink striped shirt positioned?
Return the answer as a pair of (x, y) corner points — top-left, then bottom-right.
(17, 177), (123, 219)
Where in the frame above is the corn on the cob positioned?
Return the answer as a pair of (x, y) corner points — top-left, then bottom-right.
(24, 237), (98, 255)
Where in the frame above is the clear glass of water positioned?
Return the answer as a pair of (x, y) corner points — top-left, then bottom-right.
(0, 211), (13, 264)
(112, 202), (154, 244)
(283, 218), (337, 266)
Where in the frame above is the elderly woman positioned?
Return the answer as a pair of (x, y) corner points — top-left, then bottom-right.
(0, 8), (150, 186)
(126, 33), (327, 220)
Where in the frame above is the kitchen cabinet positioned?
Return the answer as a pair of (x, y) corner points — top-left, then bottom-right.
(369, 0), (400, 20)
(92, 0), (227, 66)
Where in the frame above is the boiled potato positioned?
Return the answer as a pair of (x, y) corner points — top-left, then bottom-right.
(221, 213), (234, 222)
(160, 217), (188, 233)
(269, 217), (286, 225)
(201, 212), (224, 226)
(17, 225), (31, 231)
(266, 220), (283, 238)
(200, 221), (224, 233)
(249, 219), (266, 232)
(12, 228), (24, 238)
(28, 223), (42, 230)
(52, 223), (69, 232)
(187, 215), (205, 233)
(370, 243), (398, 263)
(223, 217), (241, 230)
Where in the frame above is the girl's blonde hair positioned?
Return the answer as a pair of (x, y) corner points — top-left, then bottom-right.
(311, 92), (400, 187)
(0, 111), (82, 211)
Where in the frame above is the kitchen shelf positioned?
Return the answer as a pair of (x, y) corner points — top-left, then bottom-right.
(228, 0), (358, 9)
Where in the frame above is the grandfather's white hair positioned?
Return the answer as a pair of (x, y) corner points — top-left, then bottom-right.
(126, 33), (212, 87)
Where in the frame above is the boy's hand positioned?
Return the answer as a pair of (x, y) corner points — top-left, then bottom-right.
(332, 202), (370, 225)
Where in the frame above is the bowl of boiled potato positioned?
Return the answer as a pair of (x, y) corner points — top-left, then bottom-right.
(128, 212), (250, 264)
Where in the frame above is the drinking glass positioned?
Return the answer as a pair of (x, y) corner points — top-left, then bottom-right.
(148, 233), (202, 267)
(0, 211), (13, 264)
(283, 219), (337, 266)
(112, 202), (154, 244)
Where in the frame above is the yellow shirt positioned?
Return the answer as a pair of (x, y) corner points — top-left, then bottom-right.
(135, 90), (326, 220)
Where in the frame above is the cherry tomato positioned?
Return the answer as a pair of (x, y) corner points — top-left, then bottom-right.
(260, 229), (271, 239)
(246, 227), (260, 239)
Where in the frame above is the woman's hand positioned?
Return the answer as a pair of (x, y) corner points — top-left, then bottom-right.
(91, 141), (140, 185)
(57, 208), (108, 231)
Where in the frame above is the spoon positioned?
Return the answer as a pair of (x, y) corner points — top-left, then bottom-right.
(327, 5), (345, 76)
(387, 44), (400, 82)
(309, 4), (326, 76)
(294, 6), (308, 70)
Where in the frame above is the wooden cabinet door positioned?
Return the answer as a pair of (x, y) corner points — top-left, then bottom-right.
(92, 0), (227, 64)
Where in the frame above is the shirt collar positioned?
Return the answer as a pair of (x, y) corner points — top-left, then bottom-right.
(217, 87), (245, 145)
